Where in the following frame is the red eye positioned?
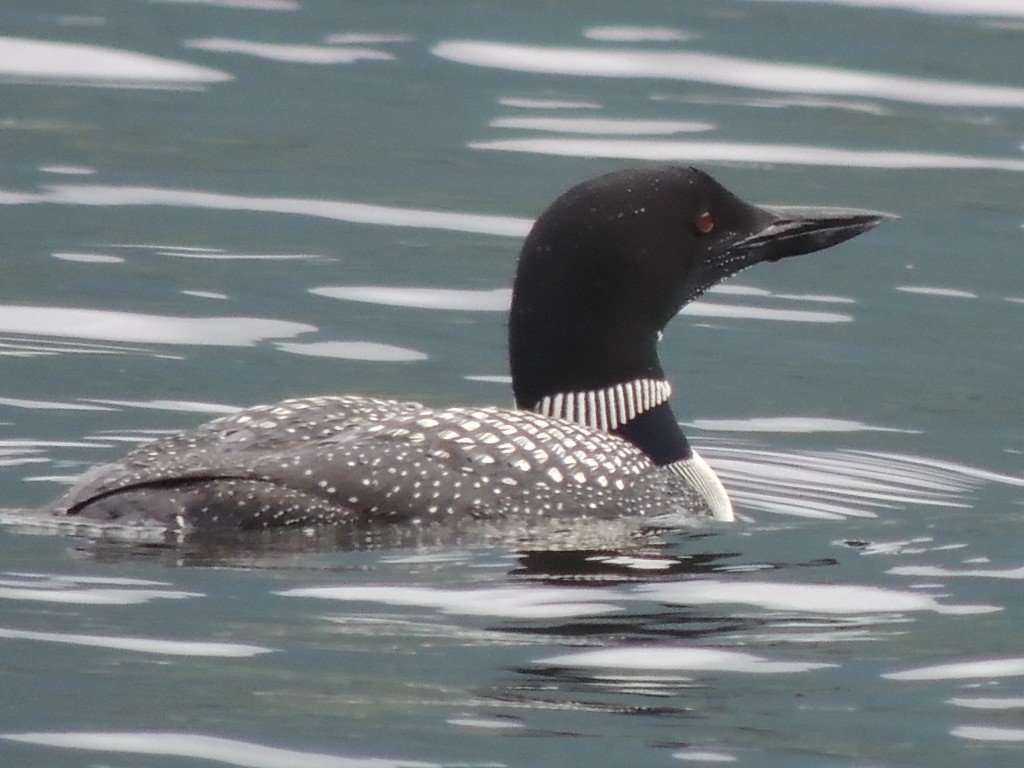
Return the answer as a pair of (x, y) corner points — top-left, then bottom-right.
(695, 210), (715, 234)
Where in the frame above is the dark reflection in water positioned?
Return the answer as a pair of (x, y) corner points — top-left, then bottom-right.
(50, 516), (709, 569)
(12, 513), (844, 583)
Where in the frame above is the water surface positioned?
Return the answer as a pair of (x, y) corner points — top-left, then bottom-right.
(1, 1), (1023, 766)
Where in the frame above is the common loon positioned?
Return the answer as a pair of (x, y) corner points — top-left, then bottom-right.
(34, 166), (888, 532)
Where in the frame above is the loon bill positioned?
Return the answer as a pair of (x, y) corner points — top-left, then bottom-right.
(31, 166), (891, 532)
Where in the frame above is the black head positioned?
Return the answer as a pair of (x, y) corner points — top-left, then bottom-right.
(509, 165), (891, 409)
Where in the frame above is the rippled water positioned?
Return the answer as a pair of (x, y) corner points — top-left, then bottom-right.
(1, 1), (1023, 766)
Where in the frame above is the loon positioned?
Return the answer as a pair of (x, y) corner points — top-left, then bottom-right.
(34, 166), (888, 532)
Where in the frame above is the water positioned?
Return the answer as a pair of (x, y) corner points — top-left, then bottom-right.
(1, 1), (1023, 766)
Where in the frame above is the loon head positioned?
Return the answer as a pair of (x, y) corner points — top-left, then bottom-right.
(508, 165), (890, 512)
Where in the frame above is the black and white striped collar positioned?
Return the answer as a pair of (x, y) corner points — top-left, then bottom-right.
(532, 378), (672, 431)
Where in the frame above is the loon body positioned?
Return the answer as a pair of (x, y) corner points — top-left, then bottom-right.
(36, 167), (888, 532)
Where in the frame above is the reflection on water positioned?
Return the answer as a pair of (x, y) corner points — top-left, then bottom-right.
(897, 285), (979, 298)
(277, 570), (989, 621)
(582, 26), (695, 42)
(184, 38), (398, 64)
(52, 251), (125, 264)
(637, 578), (991, 615)
(537, 646), (835, 674)
(490, 116), (715, 135)
(0, 305), (314, 346)
(498, 97), (602, 109)
(754, 0), (1024, 18)
(0, 571), (199, 604)
(2, 2), (1022, 766)
(276, 340), (428, 362)
(279, 584), (627, 619)
(952, 727), (1024, 743)
(471, 138), (1024, 171)
(155, 0), (301, 9)
(0, 184), (531, 237)
(0, 627), (274, 657)
(688, 416), (915, 433)
(433, 40), (1024, 106)
(312, 286), (512, 312)
(0, 36), (230, 89)
(0, 732), (439, 768)
(950, 697), (1024, 710)
(700, 443), (1022, 520)
(885, 657), (1024, 681)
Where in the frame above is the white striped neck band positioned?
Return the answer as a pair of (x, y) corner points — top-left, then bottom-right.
(531, 378), (672, 432)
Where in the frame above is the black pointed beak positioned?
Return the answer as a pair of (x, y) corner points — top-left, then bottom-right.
(733, 205), (896, 263)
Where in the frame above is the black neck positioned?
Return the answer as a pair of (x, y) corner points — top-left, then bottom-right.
(509, 195), (669, 410)
(612, 401), (692, 466)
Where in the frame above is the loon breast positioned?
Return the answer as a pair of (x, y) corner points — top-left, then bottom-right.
(32, 165), (889, 534)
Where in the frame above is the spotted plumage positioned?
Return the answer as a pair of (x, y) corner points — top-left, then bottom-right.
(30, 166), (888, 533)
(45, 395), (711, 530)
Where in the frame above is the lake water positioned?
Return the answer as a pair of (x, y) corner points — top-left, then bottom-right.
(1, 1), (1023, 766)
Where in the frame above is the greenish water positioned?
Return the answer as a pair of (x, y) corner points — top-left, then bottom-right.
(1, 1), (1023, 766)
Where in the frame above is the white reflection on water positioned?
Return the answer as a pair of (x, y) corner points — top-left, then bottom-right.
(0, 732), (439, 768)
(537, 646), (835, 674)
(39, 165), (96, 176)
(276, 340), (428, 362)
(653, 92), (892, 116)
(0, 627), (274, 657)
(673, 749), (737, 763)
(896, 285), (979, 299)
(324, 34), (414, 45)
(700, 444), (1021, 520)
(0, 397), (115, 412)
(498, 97), (602, 109)
(0, 184), (531, 238)
(709, 284), (855, 305)
(0, 440), (95, 469)
(434, 40), (1024, 107)
(0, 36), (231, 89)
(52, 251), (124, 264)
(0, 572), (201, 605)
(637, 579), (992, 615)
(0, 305), (314, 346)
(185, 38), (394, 64)
(952, 726), (1024, 742)
(155, 0), (300, 10)
(583, 26), (695, 42)
(161, 249), (324, 261)
(884, 657), (1024, 681)
(490, 117), (714, 135)
(0, 335), (156, 358)
(312, 286), (512, 312)
(280, 571), (991, 629)
(471, 138), (1024, 172)
(680, 302), (851, 322)
(749, 0), (1024, 18)
(448, 716), (524, 730)
(689, 416), (916, 433)
(889, 564), (1024, 579)
(277, 585), (624, 619)
(83, 398), (241, 415)
(948, 697), (1024, 710)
